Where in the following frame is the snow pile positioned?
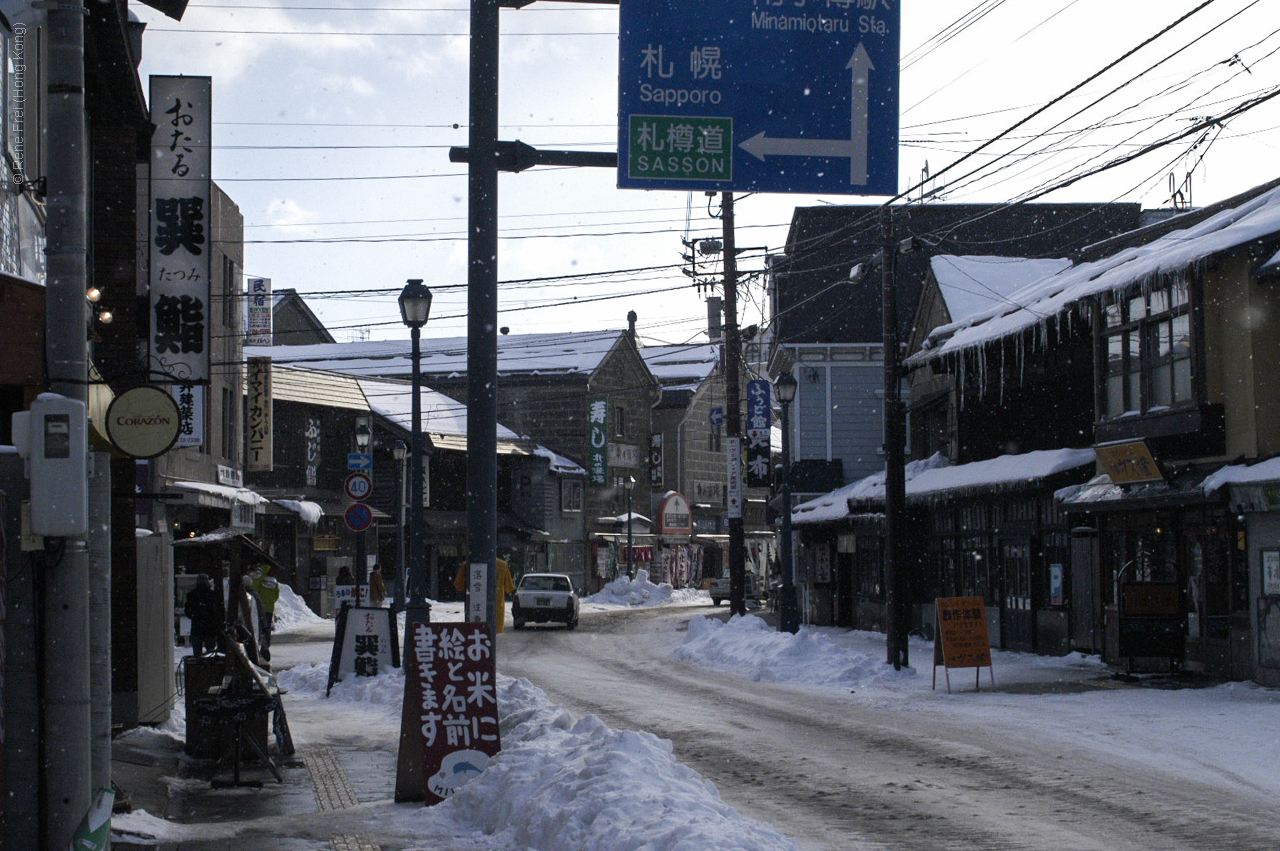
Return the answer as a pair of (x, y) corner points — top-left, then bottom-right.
(586, 569), (677, 607)
(272, 656), (798, 851)
(271, 582), (325, 631)
(445, 678), (798, 851)
(676, 615), (914, 689)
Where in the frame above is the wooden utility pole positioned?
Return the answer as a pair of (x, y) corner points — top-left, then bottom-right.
(722, 193), (747, 617)
(881, 207), (909, 669)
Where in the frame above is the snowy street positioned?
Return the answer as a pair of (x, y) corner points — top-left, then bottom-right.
(111, 580), (1280, 850)
(502, 604), (1280, 851)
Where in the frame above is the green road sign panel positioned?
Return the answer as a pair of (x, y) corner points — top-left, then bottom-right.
(627, 115), (733, 183)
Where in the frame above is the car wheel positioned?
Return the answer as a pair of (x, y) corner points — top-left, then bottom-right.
(566, 618), (578, 631)
(513, 618), (525, 630)
(711, 598), (722, 606)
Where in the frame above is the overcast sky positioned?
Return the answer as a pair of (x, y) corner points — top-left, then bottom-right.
(129, 0), (1280, 345)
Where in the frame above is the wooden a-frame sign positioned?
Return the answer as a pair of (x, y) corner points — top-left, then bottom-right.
(932, 596), (996, 692)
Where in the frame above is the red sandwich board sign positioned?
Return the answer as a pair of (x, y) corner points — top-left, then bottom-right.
(395, 622), (501, 804)
(932, 596), (995, 693)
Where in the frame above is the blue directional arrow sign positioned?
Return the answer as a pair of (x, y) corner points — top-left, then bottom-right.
(618, 0), (899, 196)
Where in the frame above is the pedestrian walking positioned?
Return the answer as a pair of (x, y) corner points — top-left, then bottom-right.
(183, 574), (224, 657)
(368, 564), (387, 607)
(252, 563), (281, 658)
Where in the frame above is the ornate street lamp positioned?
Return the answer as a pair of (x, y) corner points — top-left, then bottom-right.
(625, 476), (636, 578)
(354, 418), (372, 606)
(775, 371), (800, 634)
(399, 279), (433, 634)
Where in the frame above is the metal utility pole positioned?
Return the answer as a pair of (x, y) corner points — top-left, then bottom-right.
(881, 207), (909, 670)
(722, 192), (747, 618)
(45, 0), (93, 843)
(468, 0), (501, 635)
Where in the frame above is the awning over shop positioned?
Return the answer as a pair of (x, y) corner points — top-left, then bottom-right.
(1057, 464), (1225, 511)
(168, 480), (268, 510)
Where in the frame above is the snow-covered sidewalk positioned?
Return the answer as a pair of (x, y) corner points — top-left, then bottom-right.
(112, 576), (1280, 849)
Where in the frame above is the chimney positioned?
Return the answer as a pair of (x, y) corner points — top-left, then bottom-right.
(627, 310), (638, 343)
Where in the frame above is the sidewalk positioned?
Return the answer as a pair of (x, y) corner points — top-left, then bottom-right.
(111, 629), (403, 851)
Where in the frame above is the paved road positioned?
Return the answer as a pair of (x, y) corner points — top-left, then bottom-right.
(498, 606), (1280, 851)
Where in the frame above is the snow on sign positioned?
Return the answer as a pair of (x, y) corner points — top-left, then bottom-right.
(618, 0), (900, 195)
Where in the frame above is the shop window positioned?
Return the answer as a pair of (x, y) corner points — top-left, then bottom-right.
(1101, 281), (1193, 420)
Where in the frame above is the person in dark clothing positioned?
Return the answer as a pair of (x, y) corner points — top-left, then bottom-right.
(184, 574), (225, 656)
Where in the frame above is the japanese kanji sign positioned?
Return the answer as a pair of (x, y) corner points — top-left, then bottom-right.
(170, 383), (203, 448)
(932, 596), (995, 692)
(588, 397), (608, 487)
(246, 356), (273, 472)
(246, 276), (273, 346)
(396, 622), (501, 805)
(328, 606), (400, 700)
(149, 76), (212, 384)
(745, 379), (772, 488)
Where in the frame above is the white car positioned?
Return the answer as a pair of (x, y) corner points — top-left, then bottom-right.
(512, 573), (580, 630)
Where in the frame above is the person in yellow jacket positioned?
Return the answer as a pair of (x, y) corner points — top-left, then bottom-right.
(453, 557), (515, 633)
(251, 563), (281, 657)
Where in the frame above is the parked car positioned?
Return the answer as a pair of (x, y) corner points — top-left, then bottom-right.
(708, 572), (760, 607)
(512, 573), (580, 630)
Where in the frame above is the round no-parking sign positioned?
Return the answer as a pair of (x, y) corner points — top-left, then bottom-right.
(344, 502), (373, 532)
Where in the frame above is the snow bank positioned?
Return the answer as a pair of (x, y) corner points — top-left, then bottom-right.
(445, 678), (798, 851)
(272, 582), (325, 632)
(586, 569), (676, 607)
(676, 615), (915, 690)
(273, 657), (799, 851)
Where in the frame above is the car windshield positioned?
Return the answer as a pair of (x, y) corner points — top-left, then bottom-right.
(520, 575), (570, 592)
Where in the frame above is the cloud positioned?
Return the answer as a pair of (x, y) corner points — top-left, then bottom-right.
(264, 198), (320, 228)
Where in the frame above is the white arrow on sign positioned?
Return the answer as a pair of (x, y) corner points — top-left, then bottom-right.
(737, 43), (874, 185)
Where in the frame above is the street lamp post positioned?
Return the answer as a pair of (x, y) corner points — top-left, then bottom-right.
(399, 279), (433, 636)
(392, 439), (408, 613)
(625, 476), (636, 578)
(775, 372), (800, 634)
(354, 419), (372, 606)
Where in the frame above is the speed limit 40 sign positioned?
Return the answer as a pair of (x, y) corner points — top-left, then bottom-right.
(344, 472), (373, 501)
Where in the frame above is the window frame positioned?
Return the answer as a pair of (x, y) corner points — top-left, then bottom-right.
(1100, 280), (1195, 421)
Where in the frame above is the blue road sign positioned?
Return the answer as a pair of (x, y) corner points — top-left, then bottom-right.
(618, 0), (900, 196)
(709, 405), (725, 427)
(347, 452), (373, 471)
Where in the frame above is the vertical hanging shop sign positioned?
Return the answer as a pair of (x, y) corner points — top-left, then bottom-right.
(171, 383), (204, 448)
(246, 356), (273, 472)
(246, 276), (273, 346)
(588, 397), (609, 487)
(149, 75), (212, 385)
(745, 378), (772, 488)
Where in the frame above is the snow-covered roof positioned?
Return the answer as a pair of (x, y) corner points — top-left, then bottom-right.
(534, 445), (586, 476)
(247, 329), (627, 380)
(1202, 457), (1280, 494)
(792, 453), (949, 525)
(358, 376), (538, 456)
(793, 448), (1096, 524)
(914, 182), (1280, 363)
(273, 499), (324, 525)
(640, 344), (719, 388)
(930, 255), (1072, 324)
(169, 481), (267, 505)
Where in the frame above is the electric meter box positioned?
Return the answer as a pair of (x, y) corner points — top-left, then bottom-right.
(11, 395), (89, 537)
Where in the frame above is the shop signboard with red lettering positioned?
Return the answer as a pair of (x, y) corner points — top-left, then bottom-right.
(932, 596), (995, 692)
(395, 622), (501, 804)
